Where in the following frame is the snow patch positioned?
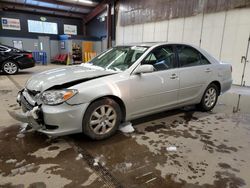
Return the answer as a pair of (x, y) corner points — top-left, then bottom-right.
(75, 153), (83, 160)
(119, 122), (134, 133)
(5, 159), (17, 164)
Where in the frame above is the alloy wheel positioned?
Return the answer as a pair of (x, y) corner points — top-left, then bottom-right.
(3, 62), (18, 74)
(204, 87), (217, 108)
(89, 105), (117, 135)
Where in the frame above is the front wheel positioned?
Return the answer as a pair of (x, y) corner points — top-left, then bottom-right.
(198, 84), (219, 111)
(2, 61), (19, 75)
(82, 98), (121, 140)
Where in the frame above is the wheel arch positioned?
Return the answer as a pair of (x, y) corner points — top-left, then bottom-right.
(88, 95), (126, 123)
(209, 81), (221, 95)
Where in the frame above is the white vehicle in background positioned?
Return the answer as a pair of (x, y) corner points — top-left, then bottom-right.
(9, 43), (232, 140)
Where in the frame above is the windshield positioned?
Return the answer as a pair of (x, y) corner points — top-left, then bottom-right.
(88, 46), (148, 71)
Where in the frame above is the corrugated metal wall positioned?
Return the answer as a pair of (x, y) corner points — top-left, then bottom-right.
(116, 2), (250, 86)
(119, 0), (250, 26)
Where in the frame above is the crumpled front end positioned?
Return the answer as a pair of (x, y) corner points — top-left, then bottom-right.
(8, 89), (89, 137)
(8, 106), (42, 130)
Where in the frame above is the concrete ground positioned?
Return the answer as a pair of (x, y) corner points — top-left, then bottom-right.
(0, 64), (250, 188)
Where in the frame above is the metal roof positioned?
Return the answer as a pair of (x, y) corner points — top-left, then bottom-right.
(0, 0), (107, 20)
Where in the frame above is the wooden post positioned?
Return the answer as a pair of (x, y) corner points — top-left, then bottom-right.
(107, 3), (112, 48)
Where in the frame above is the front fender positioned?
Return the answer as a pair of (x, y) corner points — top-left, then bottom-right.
(66, 77), (127, 105)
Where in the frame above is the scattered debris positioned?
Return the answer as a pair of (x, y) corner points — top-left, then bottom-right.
(93, 155), (106, 166)
(93, 158), (99, 166)
(145, 177), (157, 184)
(136, 172), (153, 179)
(119, 122), (135, 133)
(166, 146), (177, 152)
(10, 163), (36, 176)
(16, 133), (25, 139)
(76, 153), (83, 160)
(20, 123), (33, 133)
(5, 159), (17, 164)
(20, 123), (29, 129)
(125, 162), (132, 169)
(15, 159), (26, 168)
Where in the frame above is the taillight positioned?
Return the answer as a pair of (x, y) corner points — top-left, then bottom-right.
(230, 65), (232, 73)
(27, 53), (33, 58)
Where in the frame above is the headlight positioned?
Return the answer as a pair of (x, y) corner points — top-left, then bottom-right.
(41, 89), (78, 105)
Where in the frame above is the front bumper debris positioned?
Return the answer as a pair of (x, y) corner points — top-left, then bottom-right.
(9, 88), (89, 137)
(8, 106), (42, 130)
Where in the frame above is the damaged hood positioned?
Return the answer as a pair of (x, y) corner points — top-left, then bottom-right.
(26, 65), (115, 92)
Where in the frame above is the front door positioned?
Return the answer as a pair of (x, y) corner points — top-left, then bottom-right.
(129, 45), (179, 118)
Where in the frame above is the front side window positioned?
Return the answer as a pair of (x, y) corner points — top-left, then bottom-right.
(177, 45), (210, 67)
(89, 46), (148, 71)
(142, 46), (176, 71)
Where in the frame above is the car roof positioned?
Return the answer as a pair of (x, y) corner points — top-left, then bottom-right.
(116, 42), (200, 48)
(116, 42), (161, 48)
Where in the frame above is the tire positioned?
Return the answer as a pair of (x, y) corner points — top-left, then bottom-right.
(2, 61), (19, 75)
(82, 98), (122, 140)
(198, 83), (219, 111)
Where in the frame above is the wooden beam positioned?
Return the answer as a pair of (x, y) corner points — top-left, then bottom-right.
(1, 1), (87, 16)
(3, 8), (84, 19)
(107, 3), (112, 48)
(84, 0), (108, 23)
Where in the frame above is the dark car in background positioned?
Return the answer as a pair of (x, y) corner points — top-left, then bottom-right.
(0, 44), (35, 75)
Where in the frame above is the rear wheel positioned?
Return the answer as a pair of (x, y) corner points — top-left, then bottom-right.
(2, 61), (19, 75)
(82, 98), (121, 140)
(198, 83), (219, 111)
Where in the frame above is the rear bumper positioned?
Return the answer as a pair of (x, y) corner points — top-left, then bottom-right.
(9, 90), (89, 137)
(18, 58), (35, 69)
(221, 79), (233, 94)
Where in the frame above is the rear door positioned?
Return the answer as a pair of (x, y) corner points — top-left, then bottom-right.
(176, 45), (212, 104)
(129, 45), (179, 117)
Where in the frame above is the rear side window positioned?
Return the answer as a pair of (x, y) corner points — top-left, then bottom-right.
(142, 46), (176, 71)
(200, 54), (210, 65)
(177, 45), (210, 68)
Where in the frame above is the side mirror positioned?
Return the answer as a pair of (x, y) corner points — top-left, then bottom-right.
(134, 64), (154, 74)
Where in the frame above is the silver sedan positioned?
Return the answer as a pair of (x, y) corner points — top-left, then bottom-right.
(9, 43), (232, 140)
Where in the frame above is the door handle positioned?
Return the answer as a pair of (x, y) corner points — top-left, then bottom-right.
(170, 73), (178, 79)
(205, 68), (212, 73)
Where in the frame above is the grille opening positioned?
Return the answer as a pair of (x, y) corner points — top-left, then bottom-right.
(45, 124), (59, 130)
(27, 89), (40, 97)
